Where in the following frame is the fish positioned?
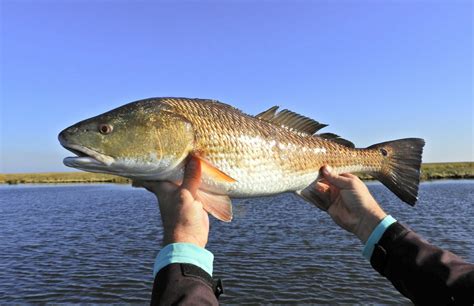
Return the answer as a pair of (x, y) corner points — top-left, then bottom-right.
(58, 97), (425, 221)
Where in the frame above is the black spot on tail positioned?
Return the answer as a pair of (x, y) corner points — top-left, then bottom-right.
(369, 138), (425, 206)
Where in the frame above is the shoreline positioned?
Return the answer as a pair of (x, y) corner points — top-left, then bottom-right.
(1, 162), (472, 185)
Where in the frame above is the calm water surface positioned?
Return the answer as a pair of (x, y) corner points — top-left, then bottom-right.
(0, 181), (473, 303)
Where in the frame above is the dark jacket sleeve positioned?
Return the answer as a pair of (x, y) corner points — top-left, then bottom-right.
(370, 222), (474, 305)
(151, 263), (222, 306)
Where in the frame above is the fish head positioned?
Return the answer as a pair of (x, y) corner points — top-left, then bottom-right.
(58, 102), (194, 178)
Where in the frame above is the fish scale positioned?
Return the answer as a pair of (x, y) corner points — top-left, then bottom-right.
(59, 97), (425, 221)
(160, 98), (382, 196)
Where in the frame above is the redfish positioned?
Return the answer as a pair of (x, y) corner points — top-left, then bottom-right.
(58, 98), (425, 221)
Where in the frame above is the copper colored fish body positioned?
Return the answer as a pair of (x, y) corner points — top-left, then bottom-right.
(162, 99), (378, 194)
(59, 98), (425, 221)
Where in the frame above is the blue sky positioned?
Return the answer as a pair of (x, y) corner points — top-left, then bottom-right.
(1, 0), (472, 173)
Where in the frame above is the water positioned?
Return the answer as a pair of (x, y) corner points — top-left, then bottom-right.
(0, 181), (473, 303)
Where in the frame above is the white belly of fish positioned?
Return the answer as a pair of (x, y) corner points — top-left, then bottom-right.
(201, 165), (318, 197)
(201, 163), (375, 197)
(157, 162), (317, 198)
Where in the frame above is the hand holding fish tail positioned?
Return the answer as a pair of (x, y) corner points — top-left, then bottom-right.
(140, 157), (210, 248)
(313, 166), (387, 243)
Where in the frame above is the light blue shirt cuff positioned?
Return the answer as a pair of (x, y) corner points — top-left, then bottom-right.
(362, 215), (397, 260)
(153, 243), (214, 277)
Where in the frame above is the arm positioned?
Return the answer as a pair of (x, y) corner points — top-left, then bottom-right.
(370, 221), (474, 304)
(314, 166), (474, 304)
(140, 157), (222, 305)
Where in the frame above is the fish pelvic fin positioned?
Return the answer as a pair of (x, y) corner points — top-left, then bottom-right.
(197, 190), (233, 222)
(368, 138), (425, 206)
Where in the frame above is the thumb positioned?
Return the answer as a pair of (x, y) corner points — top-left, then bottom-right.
(181, 156), (202, 196)
(320, 165), (353, 189)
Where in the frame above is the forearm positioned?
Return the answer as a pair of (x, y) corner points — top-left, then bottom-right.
(152, 263), (220, 306)
(367, 221), (474, 304)
(151, 243), (222, 305)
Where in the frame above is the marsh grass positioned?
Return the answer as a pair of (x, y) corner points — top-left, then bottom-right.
(420, 162), (473, 180)
(355, 162), (473, 181)
(0, 172), (130, 185)
(1, 162), (472, 185)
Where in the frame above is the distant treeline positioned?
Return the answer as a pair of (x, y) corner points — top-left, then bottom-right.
(1, 162), (472, 185)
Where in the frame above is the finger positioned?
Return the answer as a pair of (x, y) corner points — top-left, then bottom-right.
(315, 180), (331, 192)
(141, 181), (178, 194)
(317, 178), (342, 203)
(314, 182), (332, 209)
(340, 172), (358, 179)
(301, 186), (331, 211)
(155, 181), (179, 194)
(317, 179), (330, 188)
(320, 165), (354, 189)
(339, 173), (364, 187)
(131, 180), (145, 188)
(154, 182), (180, 211)
(181, 156), (202, 196)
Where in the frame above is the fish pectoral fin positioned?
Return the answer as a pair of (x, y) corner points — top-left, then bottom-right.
(295, 176), (332, 211)
(196, 189), (233, 222)
(191, 154), (237, 183)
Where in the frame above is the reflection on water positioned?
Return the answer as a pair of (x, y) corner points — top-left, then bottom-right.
(0, 181), (473, 303)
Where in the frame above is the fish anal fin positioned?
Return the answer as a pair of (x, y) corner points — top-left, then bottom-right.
(191, 154), (237, 183)
(295, 176), (332, 211)
(197, 190), (233, 222)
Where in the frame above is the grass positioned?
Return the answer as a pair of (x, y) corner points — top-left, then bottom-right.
(0, 162), (472, 185)
(352, 162), (473, 181)
(0, 172), (130, 185)
(419, 162), (473, 180)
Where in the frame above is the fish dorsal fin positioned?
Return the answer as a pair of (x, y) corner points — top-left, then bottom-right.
(272, 109), (328, 135)
(318, 133), (355, 148)
(256, 106), (355, 147)
(328, 138), (355, 148)
(255, 106), (280, 121)
(256, 107), (327, 135)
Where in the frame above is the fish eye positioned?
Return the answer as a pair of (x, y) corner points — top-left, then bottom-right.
(99, 124), (113, 134)
(380, 148), (388, 157)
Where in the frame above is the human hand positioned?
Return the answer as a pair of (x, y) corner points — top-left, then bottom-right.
(139, 157), (209, 248)
(312, 166), (387, 243)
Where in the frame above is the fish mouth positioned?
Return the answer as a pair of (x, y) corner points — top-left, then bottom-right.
(59, 136), (114, 168)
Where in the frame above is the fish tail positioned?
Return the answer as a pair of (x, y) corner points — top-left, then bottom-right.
(368, 138), (425, 205)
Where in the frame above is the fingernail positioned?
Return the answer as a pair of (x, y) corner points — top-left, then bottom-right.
(324, 165), (332, 175)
